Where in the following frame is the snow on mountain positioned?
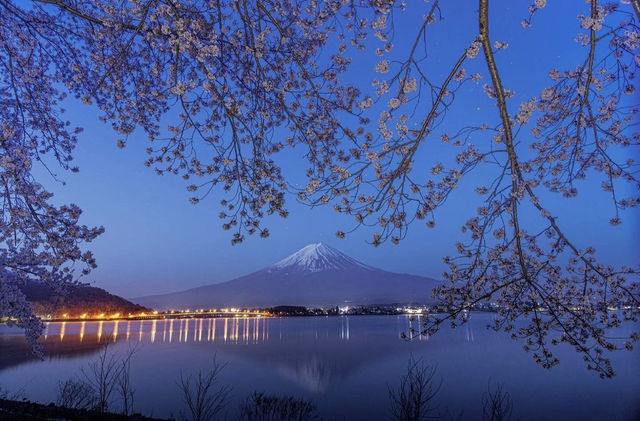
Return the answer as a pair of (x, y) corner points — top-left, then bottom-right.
(269, 243), (372, 273)
(133, 243), (441, 309)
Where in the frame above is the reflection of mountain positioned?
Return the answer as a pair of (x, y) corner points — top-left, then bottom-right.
(134, 243), (440, 309)
(222, 336), (408, 392)
(181, 317), (429, 393)
(0, 321), (139, 372)
(0, 334), (112, 372)
(276, 357), (336, 393)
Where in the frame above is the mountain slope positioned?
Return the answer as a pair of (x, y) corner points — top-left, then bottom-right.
(133, 243), (440, 309)
(22, 280), (148, 318)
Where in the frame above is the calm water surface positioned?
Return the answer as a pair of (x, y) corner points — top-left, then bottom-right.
(0, 314), (638, 420)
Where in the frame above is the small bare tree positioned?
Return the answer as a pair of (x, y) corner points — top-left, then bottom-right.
(238, 392), (320, 421)
(177, 356), (231, 421)
(117, 349), (137, 417)
(81, 343), (129, 413)
(0, 384), (24, 401)
(81, 345), (119, 413)
(56, 378), (98, 410)
(389, 356), (441, 421)
(481, 383), (513, 421)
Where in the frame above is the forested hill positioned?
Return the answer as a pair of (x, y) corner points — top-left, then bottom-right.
(21, 280), (148, 318)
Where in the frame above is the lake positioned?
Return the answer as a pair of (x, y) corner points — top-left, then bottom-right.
(0, 314), (638, 420)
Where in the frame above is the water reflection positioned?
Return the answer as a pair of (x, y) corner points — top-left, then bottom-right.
(32, 317), (322, 347)
(51, 316), (420, 393)
(5, 316), (472, 355)
(0, 315), (638, 421)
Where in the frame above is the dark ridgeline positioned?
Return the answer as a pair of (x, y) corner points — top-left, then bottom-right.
(21, 279), (148, 318)
(133, 243), (441, 310)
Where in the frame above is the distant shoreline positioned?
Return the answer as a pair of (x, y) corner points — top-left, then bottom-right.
(1, 309), (503, 326)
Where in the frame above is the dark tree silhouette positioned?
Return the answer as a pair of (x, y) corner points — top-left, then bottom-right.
(238, 392), (320, 421)
(388, 356), (441, 421)
(177, 356), (230, 421)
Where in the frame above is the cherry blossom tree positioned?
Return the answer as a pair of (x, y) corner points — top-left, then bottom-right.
(1, 0), (104, 350)
(0, 0), (638, 377)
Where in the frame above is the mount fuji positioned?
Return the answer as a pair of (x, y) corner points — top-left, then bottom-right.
(132, 243), (441, 309)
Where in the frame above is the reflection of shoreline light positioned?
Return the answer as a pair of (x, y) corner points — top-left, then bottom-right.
(212, 319), (216, 341)
(405, 315), (428, 341)
(163, 319), (167, 342)
(234, 318), (239, 343)
(340, 317), (350, 340)
(23, 316), (439, 349)
(193, 319), (198, 342)
(31, 317), (344, 346)
(254, 318), (259, 343)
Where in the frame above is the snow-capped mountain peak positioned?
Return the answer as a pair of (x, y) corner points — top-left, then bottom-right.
(269, 243), (371, 273)
(134, 242), (442, 309)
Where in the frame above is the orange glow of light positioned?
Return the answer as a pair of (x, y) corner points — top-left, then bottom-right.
(138, 320), (144, 342)
(163, 319), (167, 342)
(112, 320), (119, 342)
(211, 318), (216, 342)
(112, 313), (120, 319)
(234, 318), (239, 342)
(98, 313), (105, 318)
(80, 313), (87, 319)
(192, 319), (197, 341)
(62, 314), (68, 318)
(153, 310), (159, 315)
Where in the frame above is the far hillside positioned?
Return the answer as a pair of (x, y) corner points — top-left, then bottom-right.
(21, 280), (149, 318)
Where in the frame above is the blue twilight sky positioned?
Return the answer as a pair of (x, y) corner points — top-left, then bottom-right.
(36, 0), (638, 298)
